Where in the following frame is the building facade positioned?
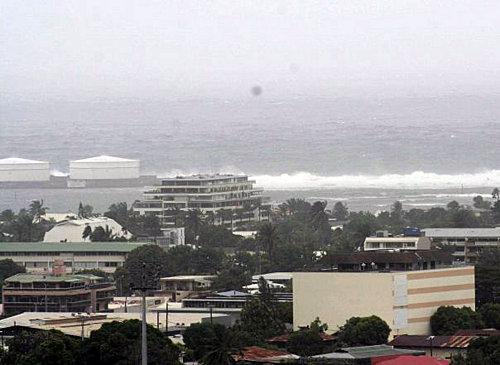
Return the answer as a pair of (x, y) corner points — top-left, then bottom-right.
(0, 242), (144, 273)
(364, 236), (431, 251)
(133, 174), (269, 226)
(294, 266), (475, 336)
(2, 273), (115, 315)
(422, 228), (500, 263)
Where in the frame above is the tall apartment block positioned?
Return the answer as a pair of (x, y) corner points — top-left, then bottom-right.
(133, 174), (270, 227)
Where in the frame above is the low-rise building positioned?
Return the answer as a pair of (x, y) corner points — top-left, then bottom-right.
(422, 228), (500, 263)
(0, 311), (229, 338)
(0, 242), (144, 273)
(44, 217), (132, 242)
(294, 266), (475, 336)
(364, 236), (431, 251)
(159, 275), (216, 301)
(2, 273), (115, 315)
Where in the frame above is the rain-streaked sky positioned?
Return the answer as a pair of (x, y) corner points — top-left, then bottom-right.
(1, 0), (499, 100)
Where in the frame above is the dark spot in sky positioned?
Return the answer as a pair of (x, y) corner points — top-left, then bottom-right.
(251, 85), (262, 96)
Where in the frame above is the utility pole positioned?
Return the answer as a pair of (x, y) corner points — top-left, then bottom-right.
(165, 301), (169, 333)
(141, 292), (147, 365)
(130, 262), (161, 365)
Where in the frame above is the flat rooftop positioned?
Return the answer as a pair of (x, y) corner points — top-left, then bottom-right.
(162, 174), (247, 181)
(5, 273), (102, 284)
(423, 227), (500, 238)
(0, 242), (145, 253)
(0, 311), (227, 338)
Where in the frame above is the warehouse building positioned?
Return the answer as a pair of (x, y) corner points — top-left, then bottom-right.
(0, 242), (144, 273)
(69, 155), (140, 180)
(294, 266), (475, 336)
(0, 157), (50, 182)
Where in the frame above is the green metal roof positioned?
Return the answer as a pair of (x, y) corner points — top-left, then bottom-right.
(5, 273), (103, 283)
(0, 242), (145, 253)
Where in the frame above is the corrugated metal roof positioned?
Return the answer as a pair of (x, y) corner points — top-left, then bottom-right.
(0, 242), (144, 252)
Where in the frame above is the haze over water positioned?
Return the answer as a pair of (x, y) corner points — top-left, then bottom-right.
(1, 1), (500, 212)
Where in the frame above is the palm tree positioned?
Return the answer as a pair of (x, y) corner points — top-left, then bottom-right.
(205, 211), (215, 226)
(186, 209), (202, 235)
(29, 199), (48, 220)
(243, 201), (254, 222)
(310, 201), (328, 229)
(201, 325), (241, 365)
(215, 210), (225, 225)
(257, 222), (279, 261)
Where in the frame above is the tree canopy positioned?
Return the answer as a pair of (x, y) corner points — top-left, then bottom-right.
(430, 306), (484, 335)
(337, 316), (391, 346)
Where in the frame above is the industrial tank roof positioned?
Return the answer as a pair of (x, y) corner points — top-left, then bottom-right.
(70, 155), (138, 163)
(0, 157), (48, 164)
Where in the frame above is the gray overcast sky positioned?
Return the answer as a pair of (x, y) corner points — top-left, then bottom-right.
(1, 0), (499, 100)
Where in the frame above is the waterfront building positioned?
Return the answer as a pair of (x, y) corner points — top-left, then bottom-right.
(43, 217), (132, 242)
(422, 227), (500, 263)
(0, 157), (50, 182)
(293, 266), (475, 336)
(133, 174), (270, 226)
(2, 273), (115, 315)
(0, 242), (144, 273)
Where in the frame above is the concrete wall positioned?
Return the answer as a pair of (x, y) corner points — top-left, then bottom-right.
(405, 267), (475, 334)
(293, 267), (475, 337)
(293, 272), (395, 333)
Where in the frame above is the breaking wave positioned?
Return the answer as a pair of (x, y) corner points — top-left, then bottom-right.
(250, 170), (500, 190)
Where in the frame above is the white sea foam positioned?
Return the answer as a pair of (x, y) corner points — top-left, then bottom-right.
(250, 170), (500, 190)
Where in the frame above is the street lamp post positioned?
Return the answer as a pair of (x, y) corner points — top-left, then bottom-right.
(427, 335), (435, 356)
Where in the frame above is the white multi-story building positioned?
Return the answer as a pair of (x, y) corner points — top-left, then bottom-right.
(364, 236), (431, 251)
(422, 227), (500, 263)
(133, 174), (269, 226)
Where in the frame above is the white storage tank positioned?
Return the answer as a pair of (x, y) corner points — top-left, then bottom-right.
(69, 155), (140, 180)
(0, 157), (50, 182)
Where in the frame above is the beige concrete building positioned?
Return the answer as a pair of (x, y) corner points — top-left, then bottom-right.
(293, 266), (475, 336)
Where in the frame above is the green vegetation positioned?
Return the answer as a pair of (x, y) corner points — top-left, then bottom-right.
(0, 200), (52, 242)
(336, 315), (391, 346)
(2, 329), (82, 365)
(0, 259), (25, 302)
(430, 306), (485, 335)
(1, 320), (180, 365)
(451, 336), (500, 365)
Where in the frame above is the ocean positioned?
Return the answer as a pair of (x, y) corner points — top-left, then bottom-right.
(1, 95), (499, 213)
